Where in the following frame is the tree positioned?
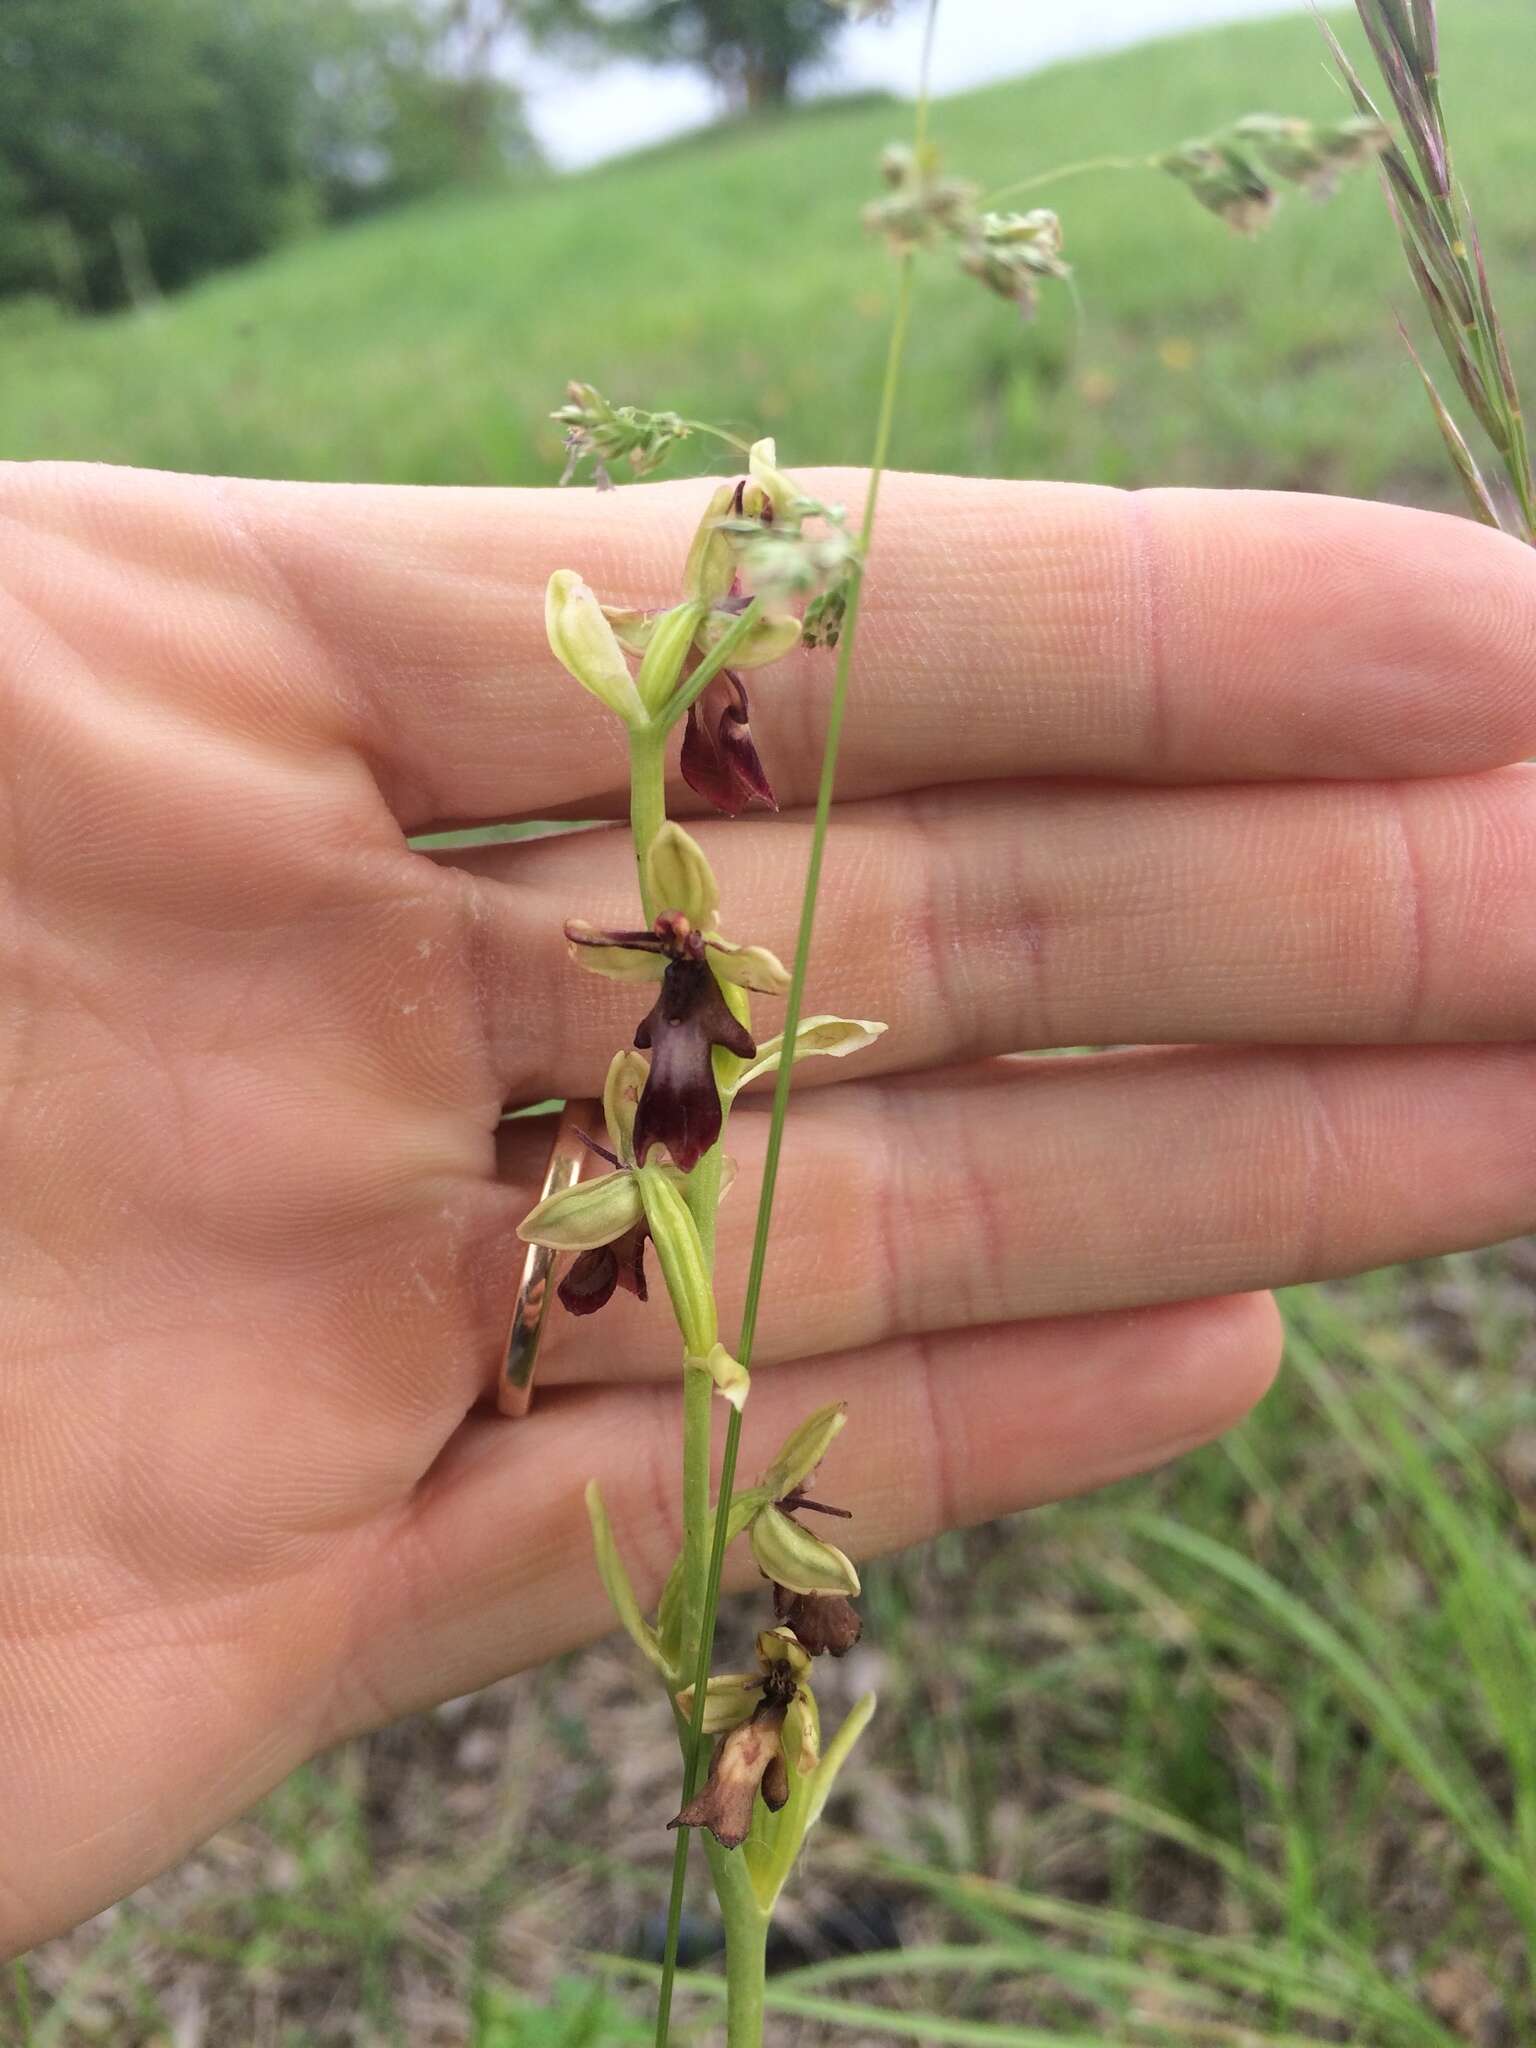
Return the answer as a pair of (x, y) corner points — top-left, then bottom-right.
(0, 0), (315, 306)
(305, 0), (536, 220)
(0, 0), (536, 310)
(526, 0), (854, 111)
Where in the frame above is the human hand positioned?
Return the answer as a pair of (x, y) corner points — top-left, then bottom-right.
(4, 463), (1535, 1954)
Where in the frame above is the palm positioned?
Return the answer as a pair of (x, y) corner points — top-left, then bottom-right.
(2, 537), (519, 1945)
(5, 460), (1536, 1956)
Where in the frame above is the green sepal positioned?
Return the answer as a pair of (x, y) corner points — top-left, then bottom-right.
(761, 1403), (847, 1502)
(744, 1688), (876, 1914)
(724, 1015), (887, 1098)
(601, 1049), (648, 1164)
(674, 1672), (761, 1736)
(636, 1164), (718, 1357)
(695, 607), (802, 670)
(564, 921), (670, 984)
(645, 821), (720, 929)
(545, 571), (645, 726)
(683, 482), (737, 604)
(518, 1169), (644, 1251)
(705, 937), (791, 995)
(749, 1503), (860, 1597)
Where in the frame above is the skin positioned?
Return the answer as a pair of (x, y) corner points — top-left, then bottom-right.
(3, 462), (1536, 1957)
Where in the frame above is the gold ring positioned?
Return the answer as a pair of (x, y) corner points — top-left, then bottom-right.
(499, 1100), (598, 1417)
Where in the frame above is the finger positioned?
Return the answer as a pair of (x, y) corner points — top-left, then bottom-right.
(336, 1291), (1280, 1727)
(7, 466), (1535, 831)
(455, 768), (1536, 1101)
(488, 1043), (1536, 1389)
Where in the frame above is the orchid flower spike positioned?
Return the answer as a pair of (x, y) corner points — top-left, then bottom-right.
(564, 825), (789, 1171)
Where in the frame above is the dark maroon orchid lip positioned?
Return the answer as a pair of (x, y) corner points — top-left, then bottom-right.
(561, 908), (760, 1193)
(558, 1219), (650, 1318)
(634, 955), (755, 1172)
(680, 668), (778, 819)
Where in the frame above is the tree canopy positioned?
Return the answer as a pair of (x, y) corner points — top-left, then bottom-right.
(525, 0), (858, 110)
(0, 0), (535, 309)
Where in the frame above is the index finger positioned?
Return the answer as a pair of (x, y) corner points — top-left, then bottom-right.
(4, 463), (1533, 829)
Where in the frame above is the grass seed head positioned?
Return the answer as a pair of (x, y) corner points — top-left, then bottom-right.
(551, 380), (692, 486)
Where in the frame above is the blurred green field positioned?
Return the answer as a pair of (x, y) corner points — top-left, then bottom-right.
(0, 0), (1531, 500)
(10, 1), (1536, 2043)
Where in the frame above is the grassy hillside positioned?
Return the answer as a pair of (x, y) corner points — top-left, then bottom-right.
(14, 5), (1536, 2044)
(1, 0), (1533, 501)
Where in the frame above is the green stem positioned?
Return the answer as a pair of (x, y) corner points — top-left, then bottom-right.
(658, 17), (932, 2042)
(629, 726), (668, 920)
(11, 1961), (32, 2047)
(712, 1844), (769, 2048)
(679, 1370), (713, 1669)
(656, 93), (924, 2048)
(657, 598), (764, 732)
(981, 151), (1153, 210)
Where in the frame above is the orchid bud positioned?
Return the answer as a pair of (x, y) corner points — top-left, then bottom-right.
(761, 1403), (848, 1502)
(636, 1164), (717, 1357)
(683, 482), (738, 604)
(518, 1168), (645, 1251)
(645, 822), (720, 930)
(750, 1504), (860, 1598)
(635, 600), (708, 718)
(545, 571), (645, 725)
(686, 1341), (750, 1412)
(602, 1049), (649, 1164)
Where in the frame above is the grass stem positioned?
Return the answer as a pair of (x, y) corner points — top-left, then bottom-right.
(982, 152), (1152, 209)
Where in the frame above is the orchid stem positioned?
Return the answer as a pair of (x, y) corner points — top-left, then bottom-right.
(713, 1846), (769, 2048)
(655, 33), (928, 2048)
(656, 10), (934, 2040)
(629, 727), (667, 922)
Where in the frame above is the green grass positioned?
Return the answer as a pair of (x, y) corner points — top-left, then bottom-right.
(17, 1270), (1536, 2042)
(10, 0), (1536, 2041)
(1, 0), (1533, 500)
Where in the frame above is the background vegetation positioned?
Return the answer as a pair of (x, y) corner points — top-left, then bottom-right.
(8, 1), (1536, 2041)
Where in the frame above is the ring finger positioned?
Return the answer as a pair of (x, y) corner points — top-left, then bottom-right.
(446, 763), (1536, 1100)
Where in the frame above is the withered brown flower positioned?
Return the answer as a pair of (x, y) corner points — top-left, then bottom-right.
(773, 1582), (863, 1658)
(669, 1659), (800, 1850)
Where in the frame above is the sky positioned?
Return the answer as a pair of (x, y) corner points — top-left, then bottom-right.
(521, 0), (1310, 170)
